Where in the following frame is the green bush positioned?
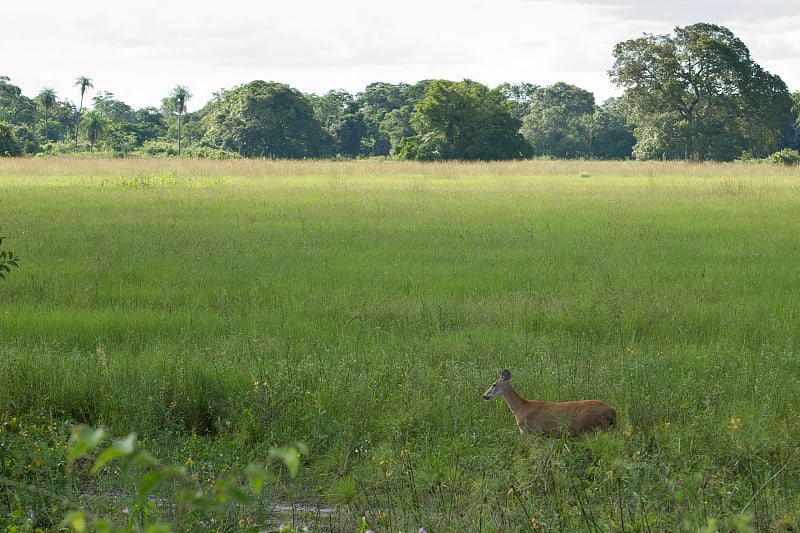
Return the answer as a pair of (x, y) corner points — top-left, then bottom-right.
(767, 148), (800, 166)
(135, 140), (240, 159)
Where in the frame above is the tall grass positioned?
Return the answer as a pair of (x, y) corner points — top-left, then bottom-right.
(1, 158), (799, 531)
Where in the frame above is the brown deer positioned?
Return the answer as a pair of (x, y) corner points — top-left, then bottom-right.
(482, 369), (616, 437)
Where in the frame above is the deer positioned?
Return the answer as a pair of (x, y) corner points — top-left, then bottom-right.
(482, 369), (616, 437)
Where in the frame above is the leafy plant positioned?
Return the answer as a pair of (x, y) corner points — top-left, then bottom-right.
(0, 235), (19, 280)
(62, 424), (307, 532)
(767, 148), (800, 166)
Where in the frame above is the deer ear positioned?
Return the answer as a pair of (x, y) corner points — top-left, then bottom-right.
(500, 369), (511, 381)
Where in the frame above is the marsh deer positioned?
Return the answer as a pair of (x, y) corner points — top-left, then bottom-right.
(482, 369), (616, 437)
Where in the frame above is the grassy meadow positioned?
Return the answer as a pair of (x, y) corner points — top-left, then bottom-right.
(1, 158), (800, 531)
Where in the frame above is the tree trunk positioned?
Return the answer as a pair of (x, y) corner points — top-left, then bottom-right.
(177, 113), (182, 155)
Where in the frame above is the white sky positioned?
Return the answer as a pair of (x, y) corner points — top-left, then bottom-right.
(2, 0), (798, 111)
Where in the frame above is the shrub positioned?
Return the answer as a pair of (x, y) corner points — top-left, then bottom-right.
(767, 148), (800, 166)
(136, 140), (240, 159)
(137, 139), (178, 157)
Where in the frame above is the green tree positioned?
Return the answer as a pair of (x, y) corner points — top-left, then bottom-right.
(307, 90), (355, 132)
(166, 85), (192, 155)
(592, 97), (636, 159)
(92, 91), (134, 123)
(334, 112), (366, 157)
(37, 88), (57, 142)
(398, 79), (532, 161)
(90, 91), (145, 155)
(307, 90), (365, 157)
(132, 107), (168, 144)
(356, 81), (430, 155)
(379, 105), (416, 152)
(0, 122), (22, 156)
(0, 76), (36, 127)
(521, 82), (597, 158)
(790, 92), (800, 150)
(201, 80), (333, 158)
(357, 83), (404, 155)
(359, 82), (411, 120)
(74, 76), (93, 145)
(80, 110), (110, 152)
(497, 82), (540, 119)
(46, 99), (78, 147)
(610, 23), (794, 160)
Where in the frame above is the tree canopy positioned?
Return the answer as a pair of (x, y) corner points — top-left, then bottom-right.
(0, 122), (22, 156)
(201, 81), (333, 159)
(610, 23), (795, 161)
(0, 23), (798, 162)
(521, 82), (597, 158)
(397, 79), (533, 161)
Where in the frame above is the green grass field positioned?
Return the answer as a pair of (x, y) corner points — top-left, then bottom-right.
(1, 158), (799, 531)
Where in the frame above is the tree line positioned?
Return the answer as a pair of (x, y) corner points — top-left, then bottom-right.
(1, 23), (799, 162)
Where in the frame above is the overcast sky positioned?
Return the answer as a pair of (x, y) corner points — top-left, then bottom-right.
(2, 0), (798, 111)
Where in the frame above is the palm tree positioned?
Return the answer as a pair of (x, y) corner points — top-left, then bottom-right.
(80, 111), (109, 152)
(74, 76), (93, 145)
(169, 85), (192, 155)
(37, 88), (57, 142)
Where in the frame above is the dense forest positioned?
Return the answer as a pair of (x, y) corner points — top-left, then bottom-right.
(1, 23), (799, 162)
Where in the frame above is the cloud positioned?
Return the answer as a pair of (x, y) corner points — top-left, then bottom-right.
(66, 2), (480, 72)
(525, 0), (800, 23)
(1, 0), (797, 110)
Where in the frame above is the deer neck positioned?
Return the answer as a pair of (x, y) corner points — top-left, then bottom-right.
(501, 383), (528, 415)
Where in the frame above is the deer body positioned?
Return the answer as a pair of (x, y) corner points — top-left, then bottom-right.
(483, 369), (616, 437)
